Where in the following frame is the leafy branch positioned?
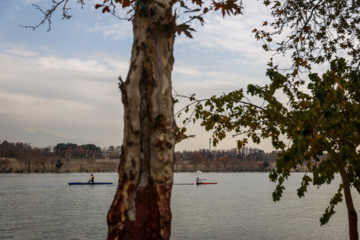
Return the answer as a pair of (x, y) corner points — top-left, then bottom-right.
(178, 58), (360, 228)
(256, 0), (360, 75)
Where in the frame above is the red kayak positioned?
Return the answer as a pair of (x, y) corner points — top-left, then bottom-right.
(196, 182), (217, 185)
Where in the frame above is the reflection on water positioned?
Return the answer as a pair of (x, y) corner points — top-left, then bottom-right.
(0, 173), (358, 239)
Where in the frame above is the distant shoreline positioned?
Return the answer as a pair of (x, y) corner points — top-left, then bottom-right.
(0, 157), (306, 174)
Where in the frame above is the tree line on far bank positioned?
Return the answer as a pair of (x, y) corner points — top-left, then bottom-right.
(0, 140), (279, 173)
(175, 148), (279, 172)
(0, 140), (122, 173)
(0, 141), (122, 159)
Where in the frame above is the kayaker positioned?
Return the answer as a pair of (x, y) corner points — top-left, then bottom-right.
(88, 174), (94, 183)
(196, 177), (203, 184)
(196, 178), (206, 184)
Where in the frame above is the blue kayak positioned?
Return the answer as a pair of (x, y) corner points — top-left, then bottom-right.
(68, 182), (113, 185)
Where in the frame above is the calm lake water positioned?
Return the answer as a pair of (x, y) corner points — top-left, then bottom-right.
(1, 172), (359, 239)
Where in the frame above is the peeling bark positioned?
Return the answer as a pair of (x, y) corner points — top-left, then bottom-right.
(107, 1), (175, 239)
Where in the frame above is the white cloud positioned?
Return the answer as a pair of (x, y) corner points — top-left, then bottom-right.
(37, 55), (109, 72)
(173, 63), (204, 77)
(0, 45), (124, 147)
(89, 22), (132, 40)
(0, 42), (39, 57)
(89, 52), (130, 75)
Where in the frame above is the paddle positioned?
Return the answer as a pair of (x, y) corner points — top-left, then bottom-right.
(196, 178), (206, 184)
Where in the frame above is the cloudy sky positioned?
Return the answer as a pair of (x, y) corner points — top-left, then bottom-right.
(0, 0), (280, 152)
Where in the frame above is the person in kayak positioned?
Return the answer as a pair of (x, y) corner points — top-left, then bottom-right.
(196, 177), (205, 184)
(88, 174), (94, 183)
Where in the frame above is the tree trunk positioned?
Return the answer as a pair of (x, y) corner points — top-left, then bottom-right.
(339, 167), (359, 240)
(107, 1), (175, 239)
(27, 158), (31, 173)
